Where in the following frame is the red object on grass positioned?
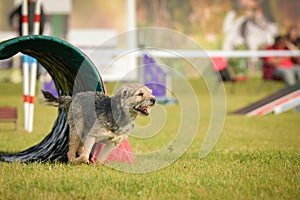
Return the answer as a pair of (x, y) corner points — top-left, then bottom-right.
(90, 140), (134, 164)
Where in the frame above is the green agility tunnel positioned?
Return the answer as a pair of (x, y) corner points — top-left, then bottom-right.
(0, 35), (106, 162)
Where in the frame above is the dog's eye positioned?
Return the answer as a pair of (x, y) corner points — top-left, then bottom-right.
(137, 92), (144, 96)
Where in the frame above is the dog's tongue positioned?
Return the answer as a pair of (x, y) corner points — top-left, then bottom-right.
(142, 106), (150, 113)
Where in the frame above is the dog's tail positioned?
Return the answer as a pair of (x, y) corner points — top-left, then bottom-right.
(42, 90), (72, 108)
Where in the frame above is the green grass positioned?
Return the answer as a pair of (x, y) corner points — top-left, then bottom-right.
(0, 78), (299, 200)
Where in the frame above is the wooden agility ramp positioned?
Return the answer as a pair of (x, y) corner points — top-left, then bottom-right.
(231, 83), (300, 116)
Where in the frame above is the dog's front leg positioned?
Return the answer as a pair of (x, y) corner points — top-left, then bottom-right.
(96, 134), (128, 165)
(96, 142), (117, 165)
(72, 135), (95, 165)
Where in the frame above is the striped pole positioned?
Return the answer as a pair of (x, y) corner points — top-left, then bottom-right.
(22, 0), (29, 131)
(21, 0), (29, 36)
(27, 0), (41, 132)
(22, 55), (30, 131)
(27, 57), (38, 132)
(33, 0), (41, 35)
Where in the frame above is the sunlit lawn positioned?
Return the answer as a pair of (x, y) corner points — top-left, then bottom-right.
(0, 78), (299, 200)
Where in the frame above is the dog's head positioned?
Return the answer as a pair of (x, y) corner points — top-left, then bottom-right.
(113, 83), (156, 118)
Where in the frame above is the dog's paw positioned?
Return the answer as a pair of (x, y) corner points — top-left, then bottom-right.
(67, 154), (76, 163)
(71, 160), (89, 165)
(67, 158), (76, 164)
(95, 161), (105, 166)
(111, 135), (128, 145)
(71, 155), (89, 165)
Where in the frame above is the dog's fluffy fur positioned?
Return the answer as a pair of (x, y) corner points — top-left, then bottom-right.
(42, 83), (156, 165)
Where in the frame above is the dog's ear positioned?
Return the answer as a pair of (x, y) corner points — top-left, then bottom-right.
(121, 88), (128, 98)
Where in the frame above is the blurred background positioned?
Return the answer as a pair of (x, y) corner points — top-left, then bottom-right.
(0, 0), (299, 46)
(0, 0), (299, 83)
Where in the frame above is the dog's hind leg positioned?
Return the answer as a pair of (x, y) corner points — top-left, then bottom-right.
(76, 140), (84, 156)
(76, 129), (89, 156)
(67, 127), (81, 163)
(67, 105), (85, 163)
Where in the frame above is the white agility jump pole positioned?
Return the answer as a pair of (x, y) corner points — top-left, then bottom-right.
(22, 0), (41, 132)
(27, 0), (41, 132)
(22, 0), (29, 131)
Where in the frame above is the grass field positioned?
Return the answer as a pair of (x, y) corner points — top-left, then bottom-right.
(0, 78), (299, 200)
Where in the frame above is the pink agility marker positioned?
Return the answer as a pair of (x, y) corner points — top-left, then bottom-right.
(27, 0), (41, 132)
(90, 140), (134, 164)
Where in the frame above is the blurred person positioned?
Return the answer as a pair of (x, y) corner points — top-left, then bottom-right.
(286, 25), (300, 47)
(223, 0), (278, 71)
(9, 0), (45, 36)
(285, 25), (300, 64)
(264, 36), (300, 86)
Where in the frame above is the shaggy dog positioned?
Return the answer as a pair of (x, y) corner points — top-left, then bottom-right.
(42, 83), (156, 165)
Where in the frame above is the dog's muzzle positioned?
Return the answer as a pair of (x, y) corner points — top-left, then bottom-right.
(134, 97), (156, 116)
(150, 97), (156, 106)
